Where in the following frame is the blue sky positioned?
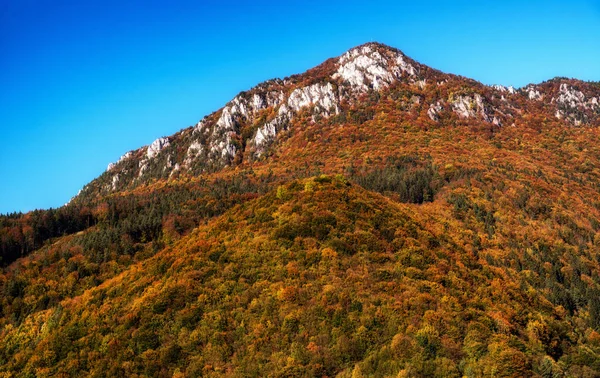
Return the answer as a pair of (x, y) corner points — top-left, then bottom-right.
(1, 0), (599, 213)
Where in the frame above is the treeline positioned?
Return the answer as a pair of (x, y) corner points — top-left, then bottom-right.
(346, 155), (442, 204)
(92, 171), (275, 242)
(1, 171), (279, 269)
(0, 206), (94, 266)
(0, 171), (279, 268)
(1, 156), (453, 269)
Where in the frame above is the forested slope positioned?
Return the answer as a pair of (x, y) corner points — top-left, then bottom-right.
(1, 43), (600, 377)
(3, 176), (600, 377)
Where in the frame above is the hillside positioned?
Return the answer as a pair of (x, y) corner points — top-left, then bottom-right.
(73, 43), (600, 202)
(1, 43), (600, 377)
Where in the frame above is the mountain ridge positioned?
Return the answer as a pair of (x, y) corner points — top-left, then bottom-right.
(73, 42), (600, 204)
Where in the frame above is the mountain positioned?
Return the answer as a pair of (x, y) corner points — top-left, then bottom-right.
(75, 42), (600, 201)
(2, 42), (600, 377)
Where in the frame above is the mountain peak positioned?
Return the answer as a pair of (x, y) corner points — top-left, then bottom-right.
(349, 41), (402, 54)
(333, 42), (418, 91)
(75, 43), (600, 203)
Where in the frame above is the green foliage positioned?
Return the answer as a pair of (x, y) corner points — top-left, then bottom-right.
(347, 155), (441, 204)
(0, 205), (94, 266)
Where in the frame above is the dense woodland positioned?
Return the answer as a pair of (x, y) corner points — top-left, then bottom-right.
(2, 44), (600, 377)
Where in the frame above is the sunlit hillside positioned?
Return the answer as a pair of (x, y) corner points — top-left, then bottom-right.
(1, 43), (600, 377)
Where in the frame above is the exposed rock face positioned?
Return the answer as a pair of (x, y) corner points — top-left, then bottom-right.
(183, 87), (290, 165)
(253, 122), (278, 149)
(555, 83), (598, 110)
(138, 161), (148, 177)
(184, 141), (204, 167)
(428, 102), (444, 121)
(492, 84), (516, 94)
(147, 137), (170, 159)
(333, 44), (417, 92)
(287, 83), (339, 115)
(244, 43), (420, 155)
(553, 83), (600, 125)
(524, 85), (543, 100)
(451, 93), (493, 122)
(249, 83), (342, 155)
(107, 151), (133, 171)
(111, 174), (120, 190)
(209, 106), (238, 160)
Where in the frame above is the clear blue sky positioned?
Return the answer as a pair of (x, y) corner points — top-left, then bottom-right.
(1, 0), (599, 214)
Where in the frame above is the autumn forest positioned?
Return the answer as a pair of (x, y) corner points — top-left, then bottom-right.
(1, 43), (600, 377)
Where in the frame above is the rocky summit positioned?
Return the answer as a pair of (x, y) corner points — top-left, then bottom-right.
(77, 42), (600, 201)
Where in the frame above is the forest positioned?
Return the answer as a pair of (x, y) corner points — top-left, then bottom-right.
(2, 123), (600, 376)
(2, 43), (600, 377)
